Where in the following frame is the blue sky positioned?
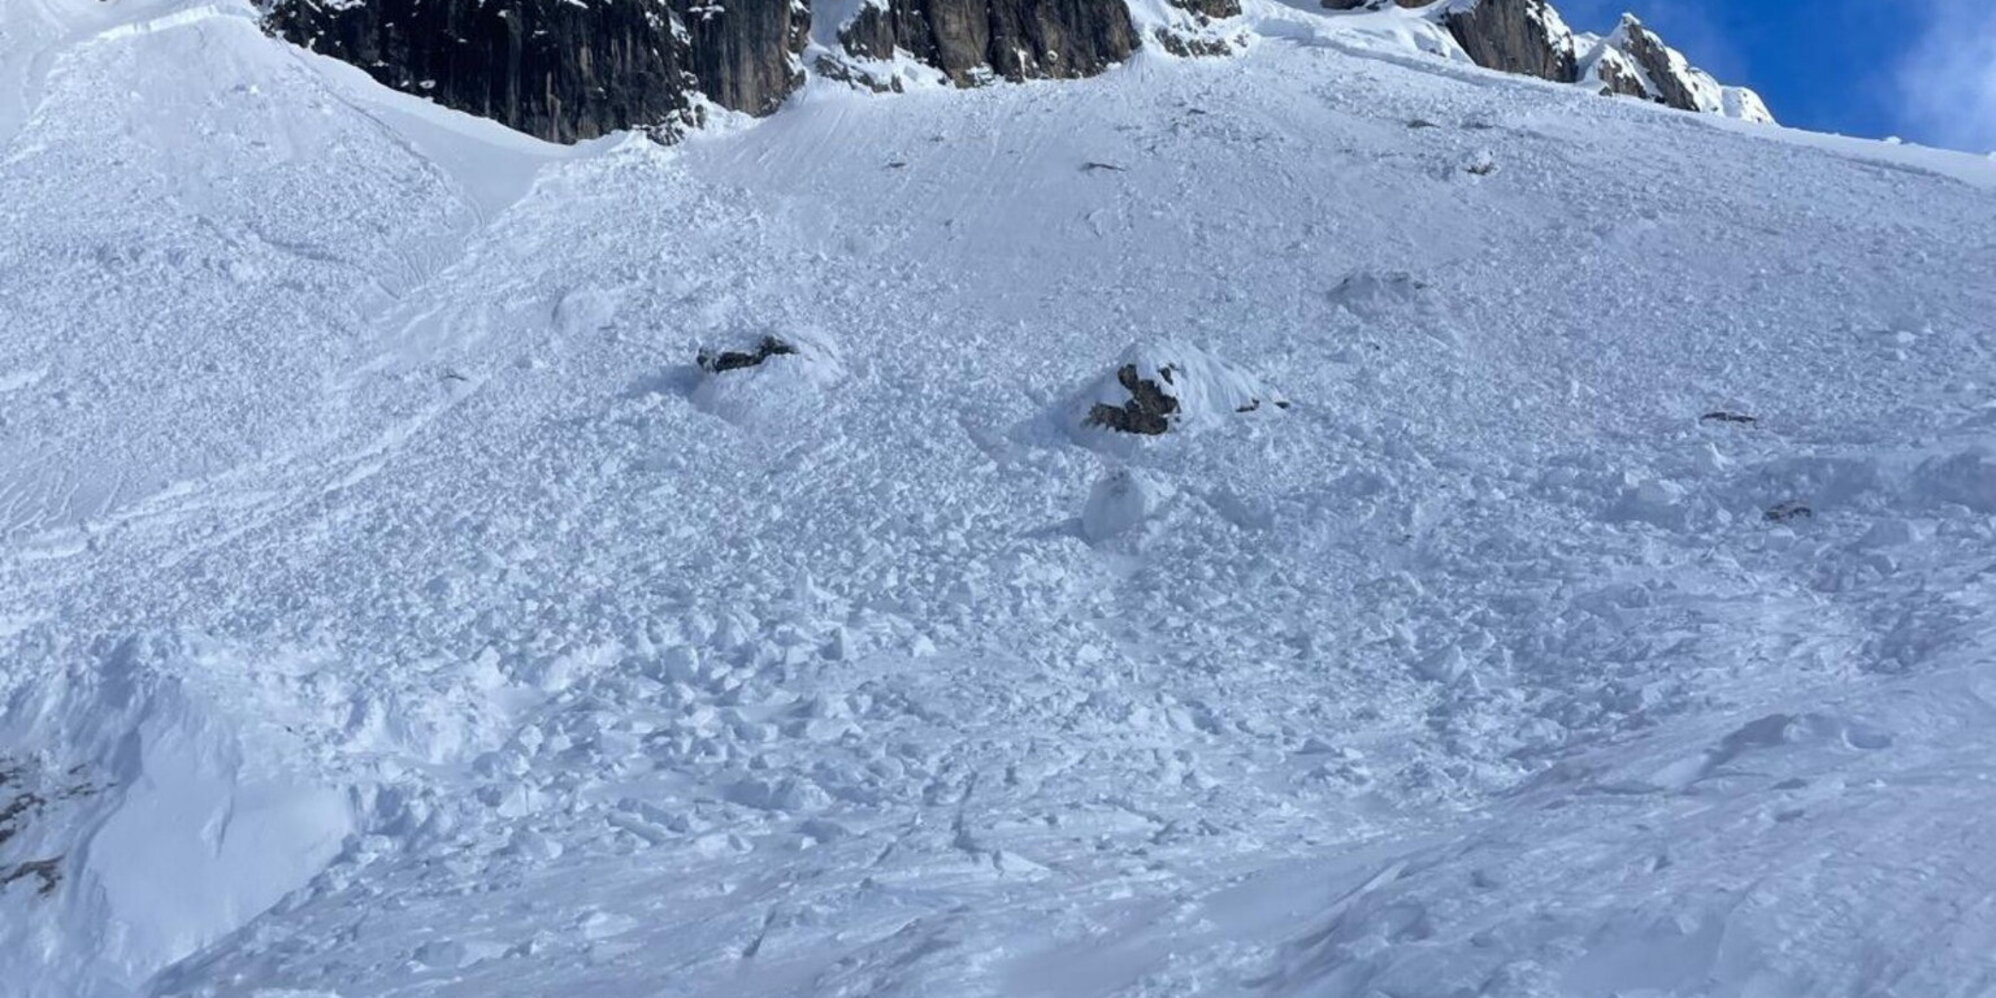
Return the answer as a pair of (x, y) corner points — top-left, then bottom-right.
(1555, 0), (1996, 153)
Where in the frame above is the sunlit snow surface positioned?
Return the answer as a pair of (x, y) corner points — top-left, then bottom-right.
(3, 1), (1995, 997)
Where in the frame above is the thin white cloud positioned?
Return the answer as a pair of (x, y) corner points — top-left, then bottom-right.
(1895, 0), (1996, 152)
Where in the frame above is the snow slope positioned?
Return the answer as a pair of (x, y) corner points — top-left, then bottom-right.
(3, 2), (1995, 997)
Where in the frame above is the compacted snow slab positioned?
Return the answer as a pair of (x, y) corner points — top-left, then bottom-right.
(0, 636), (352, 998)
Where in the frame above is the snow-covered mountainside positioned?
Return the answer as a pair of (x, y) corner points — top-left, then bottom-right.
(258, 0), (1771, 142)
(3, 0), (1994, 996)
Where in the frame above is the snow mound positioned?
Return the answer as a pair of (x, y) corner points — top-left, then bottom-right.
(688, 328), (846, 426)
(0, 636), (352, 998)
(1081, 466), (1176, 542)
(1067, 341), (1288, 442)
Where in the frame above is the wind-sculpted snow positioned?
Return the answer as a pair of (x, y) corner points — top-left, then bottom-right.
(2, 2), (1995, 997)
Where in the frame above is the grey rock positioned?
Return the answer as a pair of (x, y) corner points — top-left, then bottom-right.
(1590, 46), (1649, 100)
(1438, 0), (1576, 83)
(1612, 14), (1699, 112)
(1087, 364), (1182, 436)
(840, 0), (1137, 85)
(262, 0), (805, 143)
(1170, 0), (1241, 21)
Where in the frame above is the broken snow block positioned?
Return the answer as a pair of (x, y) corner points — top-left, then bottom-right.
(1071, 341), (1288, 440)
(1082, 467), (1174, 542)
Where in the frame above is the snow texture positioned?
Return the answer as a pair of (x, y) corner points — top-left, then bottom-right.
(2, 1), (1995, 997)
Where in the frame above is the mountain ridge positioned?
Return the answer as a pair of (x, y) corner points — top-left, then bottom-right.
(260, 0), (1775, 142)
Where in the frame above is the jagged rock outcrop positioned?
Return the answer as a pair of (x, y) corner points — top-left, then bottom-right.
(263, 0), (1769, 144)
(838, 0), (1138, 85)
(1435, 0), (1576, 84)
(262, 0), (805, 143)
(1577, 14), (1774, 123)
(1420, 2), (1774, 125)
(1321, 0), (1423, 11)
(1609, 14), (1699, 110)
(1168, 0), (1241, 21)
(1585, 43), (1648, 100)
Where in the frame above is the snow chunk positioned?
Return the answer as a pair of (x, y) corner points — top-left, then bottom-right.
(1913, 447), (1996, 513)
(1082, 467), (1175, 542)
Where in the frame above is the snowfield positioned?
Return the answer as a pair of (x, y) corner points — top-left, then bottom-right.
(3, 1), (1995, 996)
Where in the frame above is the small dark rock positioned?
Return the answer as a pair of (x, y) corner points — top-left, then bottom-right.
(1765, 501), (1813, 523)
(697, 336), (798, 374)
(839, 0), (1138, 88)
(1700, 410), (1758, 425)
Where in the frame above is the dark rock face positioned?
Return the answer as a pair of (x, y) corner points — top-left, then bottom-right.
(1613, 14), (1699, 113)
(840, 0), (1137, 85)
(1438, 0), (1576, 83)
(263, 0), (806, 143)
(684, 0), (811, 115)
(1590, 48), (1648, 100)
(1169, 0), (1241, 21)
(1321, 0), (1423, 10)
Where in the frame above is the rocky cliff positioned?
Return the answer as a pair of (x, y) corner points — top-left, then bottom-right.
(263, 0), (1769, 143)
(262, 0), (810, 141)
(1433, 0), (1575, 84)
(1579, 14), (1774, 123)
(837, 0), (1138, 86)
(1324, 0), (1774, 125)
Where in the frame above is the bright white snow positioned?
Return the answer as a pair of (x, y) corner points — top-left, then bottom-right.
(2, 1), (1995, 997)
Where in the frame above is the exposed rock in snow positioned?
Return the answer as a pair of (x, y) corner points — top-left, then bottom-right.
(262, 0), (806, 142)
(1577, 14), (1776, 124)
(258, 0), (1774, 143)
(689, 329), (845, 425)
(696, 335), (800, 374)
(835, 0), (1138, 88)
(1435, 0), (1577, 84)
(8, 1), (1996, 995)
(1070, 341), (1288, 439)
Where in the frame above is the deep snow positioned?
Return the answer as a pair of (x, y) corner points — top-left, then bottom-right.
(2, 1), (1995, 997)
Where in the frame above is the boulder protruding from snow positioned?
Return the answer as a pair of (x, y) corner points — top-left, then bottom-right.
(1070, 342), (1289, 440)
(697, 336), (800, 374)
(690, 329), (844, 425)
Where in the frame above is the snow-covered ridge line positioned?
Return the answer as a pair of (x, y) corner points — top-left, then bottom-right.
(1324, 0), (1772, 123)
(248, 0), (1772, 144)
